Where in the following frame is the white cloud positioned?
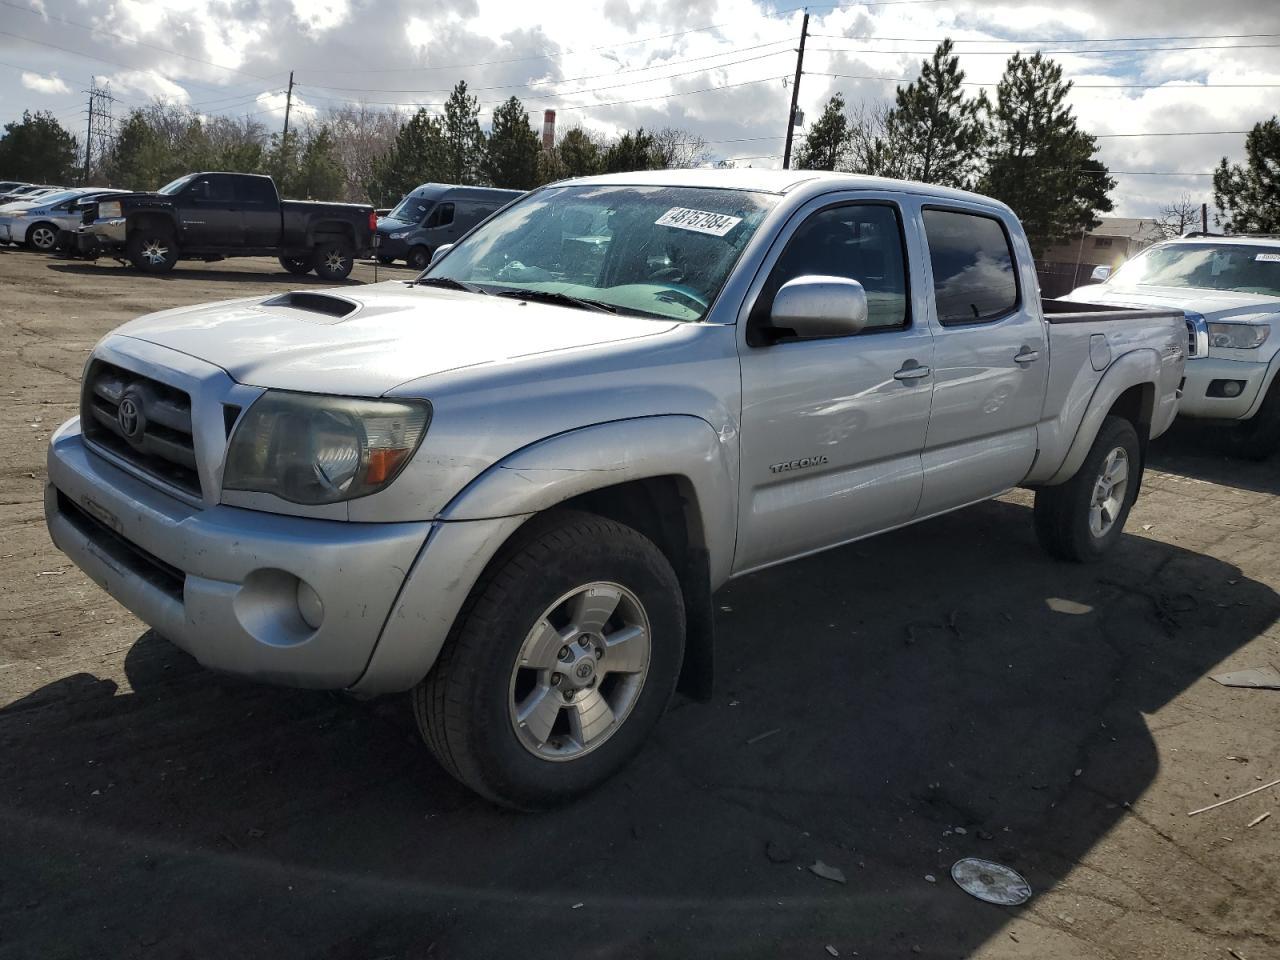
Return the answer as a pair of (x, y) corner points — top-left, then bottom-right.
(290, 0), (350, 33)
(106, 69), (191, 102)
(20, 71), (70, 95)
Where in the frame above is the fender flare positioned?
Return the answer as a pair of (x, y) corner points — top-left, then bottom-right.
(350, 415), (737, 696)
(126, 210), (180, 238)
(1242, 350), (1280, 420)
(1046, 349), (1159, 486)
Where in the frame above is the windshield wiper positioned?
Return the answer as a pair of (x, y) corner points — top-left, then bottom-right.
(413, 276), (488, 294)
(493, 288), (617, 313)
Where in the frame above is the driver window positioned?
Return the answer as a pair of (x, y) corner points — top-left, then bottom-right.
(754, 203), (910, 333)
(186, 177), (235, 203)
(425, 202), (454, 228)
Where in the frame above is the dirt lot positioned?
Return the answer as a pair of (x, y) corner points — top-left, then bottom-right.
(1, 246), (1278, 960)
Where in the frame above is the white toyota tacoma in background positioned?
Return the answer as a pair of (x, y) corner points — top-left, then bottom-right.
(47, 171), (1185, 808)
(1064, 235), (1280, 459)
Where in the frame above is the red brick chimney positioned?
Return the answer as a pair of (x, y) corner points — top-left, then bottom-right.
(542, 109), (556, 151)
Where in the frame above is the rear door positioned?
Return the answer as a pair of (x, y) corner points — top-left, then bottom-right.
(179, 174), (240, 247)
(418, 201), (457, 251)
(915, 205), (1049, 516)
(734, 194), (935, 574)
(236, 177), (280, 248)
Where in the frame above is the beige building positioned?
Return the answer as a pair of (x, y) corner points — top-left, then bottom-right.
(1036, 218), (1167, 297)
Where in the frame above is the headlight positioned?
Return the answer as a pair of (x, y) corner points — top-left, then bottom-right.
(389, 231), (408, 240)
(1208, 322), (1270, 350)
(98, 200), (121, 219)
(10, 210), (27, 219)
(222, 392), (431, 505)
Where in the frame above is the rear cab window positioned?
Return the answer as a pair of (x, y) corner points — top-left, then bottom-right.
(922, 209), (1019, 325)
(235, 177), (277, 206)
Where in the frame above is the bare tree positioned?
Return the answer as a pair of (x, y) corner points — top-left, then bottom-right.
(651, 127), (711, 169)
(324, 103), (403, 203)
(1158, 193), (1202, 239)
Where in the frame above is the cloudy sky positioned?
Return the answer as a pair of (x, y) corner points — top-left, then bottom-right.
(2, 0), (1278, 216)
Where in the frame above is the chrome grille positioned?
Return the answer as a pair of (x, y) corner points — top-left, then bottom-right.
(1184, 313), (1208, 357)
(81, 359), (201, 498)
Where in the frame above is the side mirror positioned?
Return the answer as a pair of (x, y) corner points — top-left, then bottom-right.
(1090, 265), (1112, 282)
(429, 243), (453, 266)
(767, 275), (869, 340)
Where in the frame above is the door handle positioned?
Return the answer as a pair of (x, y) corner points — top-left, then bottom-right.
(893, 361), (932, 381)
(1014, 348), (1041, 364)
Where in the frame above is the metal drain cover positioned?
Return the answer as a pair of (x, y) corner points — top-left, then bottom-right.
(950, 858), (1032, 905)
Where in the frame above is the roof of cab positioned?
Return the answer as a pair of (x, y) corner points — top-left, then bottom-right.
(555, 168), (1012, 211)
(409, 182), (524, 198)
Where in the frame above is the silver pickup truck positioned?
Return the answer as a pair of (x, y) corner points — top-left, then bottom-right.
(46, 170), (1186, 808)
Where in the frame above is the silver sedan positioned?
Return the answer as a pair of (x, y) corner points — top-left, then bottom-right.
(0, 188), (127, 251)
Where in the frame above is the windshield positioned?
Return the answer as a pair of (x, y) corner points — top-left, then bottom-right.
(25, 189), (79, 207)
(423, 184), (778, 322)
(158, 174), (197, 196)
(1111, 243), (1280, 297)
(387, 194), (433, 223)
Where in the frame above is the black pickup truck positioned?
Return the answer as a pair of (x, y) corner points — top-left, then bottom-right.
(80, 172), (375, 279)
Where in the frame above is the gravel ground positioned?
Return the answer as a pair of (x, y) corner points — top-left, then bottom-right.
(2, 246), (1278, 960)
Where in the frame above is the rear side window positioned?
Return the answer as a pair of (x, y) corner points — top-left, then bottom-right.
(755, 202), (910, 333)
(923, 209), (1018, 325)
(428, 202), (455, 227)
(187, 176), (236, 203)
(236, 177), (276, 204)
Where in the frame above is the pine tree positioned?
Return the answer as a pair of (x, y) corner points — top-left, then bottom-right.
(1214, 117), (1280, 234)
(980, 52), (1115, 255)
(794, 94), (849, 171)
(878, 40), (986, 188)
(367, 108), (448, 205)
(602, 128), (659, 173)
(104, 110), (170, 188)
(556, 127), (603, 178)
(481, 96), (540, 189)
(442, 81), (485, 184)
(0, 110), (80, 183)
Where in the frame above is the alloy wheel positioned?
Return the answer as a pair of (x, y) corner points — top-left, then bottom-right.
(1089, 446), (1130, 538)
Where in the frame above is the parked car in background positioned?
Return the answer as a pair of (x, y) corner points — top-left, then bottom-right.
(0, 180), (30, 196)
(45, 170), (1186, 809)
(1063, 234), (1280, 459)
(375, 183), (523, 270)
(0, 184), (58, 204)
(80, 172), (376, 279)
(51, 190), (132, 256)
(0, 187), (127, 251)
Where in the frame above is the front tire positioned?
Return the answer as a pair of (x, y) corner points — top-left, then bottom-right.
(406, 245), (431, 271)
(1034, 415), (1142, 562)
(26, 222), (58, 252)
(278, 255), (313, 276)
(312, 238), (354, 280)
(377, 255), (396, 265)
(413, 511), (685, 810)
(126, 229), (179, 274)
(1222, 382), (1280, 461)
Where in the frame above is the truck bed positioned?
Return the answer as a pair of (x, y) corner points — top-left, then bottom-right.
(1041, 298), (1186, 325)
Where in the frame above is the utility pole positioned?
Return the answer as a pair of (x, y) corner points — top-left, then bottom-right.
(782, 10), (809, 170)
(81, 82), (115, 185)
(83, 88), (94, 185)
(1201, 201), (1209, 234)
(282, 70), (295, 144)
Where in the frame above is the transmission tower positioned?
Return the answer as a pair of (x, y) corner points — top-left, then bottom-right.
(82, 81), (116, 184)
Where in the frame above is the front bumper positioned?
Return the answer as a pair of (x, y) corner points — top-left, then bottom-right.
(374, 233), (410, 258)
(90, 217), (127, 248)
(1178, 356), (1273, 420)
(0, 218), (21, 243)
(46, 418), (432, 689)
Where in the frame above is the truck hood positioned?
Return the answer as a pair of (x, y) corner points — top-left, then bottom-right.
(115, 281), (682, 395)
(1061, 284), (1280, 321)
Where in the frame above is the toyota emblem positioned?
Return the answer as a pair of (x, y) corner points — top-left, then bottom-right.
(117, 396), (142, 439)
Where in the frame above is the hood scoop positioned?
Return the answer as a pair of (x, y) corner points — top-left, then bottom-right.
(260, 291), (360, 323)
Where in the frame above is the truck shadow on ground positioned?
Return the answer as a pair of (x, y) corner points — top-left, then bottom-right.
(45, 261), (362, 285)
(3, 499), (1276, 960)
(1148, 422), (1280, 496)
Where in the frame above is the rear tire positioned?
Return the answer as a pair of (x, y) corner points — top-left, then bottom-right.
(1222, 382), (1280, 461)
(127, 228), (179, 274)
(406, 245), (431, 271)
(1034, 416), (1141, 562)
(413, 510), (685, 810)
(377, 255), (396, 265)
(278, 255), (313, 276)
(311, 238), (354, 280)
(26, 222), (58, 251)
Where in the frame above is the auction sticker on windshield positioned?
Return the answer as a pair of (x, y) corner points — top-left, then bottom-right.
(655, 207), (743, 237)
(1256, 253), (1280, 262)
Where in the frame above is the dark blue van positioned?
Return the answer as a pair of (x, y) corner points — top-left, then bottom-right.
(375, 183), (524, 269)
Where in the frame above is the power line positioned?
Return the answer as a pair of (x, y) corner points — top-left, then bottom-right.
(807, 70), (1280, 89)
(808, 41), (1280, 55)
(808, 31), (1280, 43)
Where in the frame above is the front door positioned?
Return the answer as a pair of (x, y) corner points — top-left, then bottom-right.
(179, 174), (241, 247)
(236, 176), (279, 248)
(916, 206), (1049, 516)
(735, 197), (935, 574)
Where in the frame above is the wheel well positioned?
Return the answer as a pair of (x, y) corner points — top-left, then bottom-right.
(127, 213), (174, 238)
(557, 476), (715, 701)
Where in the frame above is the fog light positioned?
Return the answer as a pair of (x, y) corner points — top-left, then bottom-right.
(1208, 379), (1247, 399)
(296, 579), (325, 630)
(1223, 381), (1243, 397)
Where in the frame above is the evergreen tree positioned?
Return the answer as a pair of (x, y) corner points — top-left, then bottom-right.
(0, 110), (80, 183)
(602, 128), (659, 173)
(1214, 117), (1280, 234)
(442, 81), (485, 184)
(794, 93), (850, 171)
(556, 126), (603, 178)
(367, 108), (448, 205)
(878, 40), (986, 188)
(482, 97), (540, 189)
(104, 110), (170, 188)
(979, 52), (1115, 254)
(272, 126), (344, 199)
